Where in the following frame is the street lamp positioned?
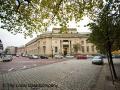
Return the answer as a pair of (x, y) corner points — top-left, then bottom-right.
(51, 47), (54, 58)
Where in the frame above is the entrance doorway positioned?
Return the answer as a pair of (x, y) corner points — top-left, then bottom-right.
(63, 45), (69, 56)
(64, 48), (67, 56)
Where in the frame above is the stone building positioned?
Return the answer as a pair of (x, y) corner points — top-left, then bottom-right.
(5, 46), (17, 55)
(16, 46), (26, 55)
(25, 28), (97, 56)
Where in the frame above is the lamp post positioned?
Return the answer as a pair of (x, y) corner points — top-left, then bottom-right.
(52, 47), (54, 58)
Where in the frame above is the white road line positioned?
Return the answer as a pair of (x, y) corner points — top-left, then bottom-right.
(20, 66), (27, 70)
(8, 68), (14, 71)
(33, 64), (37, 66)
(23, 66), (27, 69)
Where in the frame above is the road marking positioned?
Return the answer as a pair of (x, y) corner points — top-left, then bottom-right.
(33, 64), (37, 66)
(20, 66), (27, 70)
(23, 66), (27, 69)
(8, 68), (14, 71)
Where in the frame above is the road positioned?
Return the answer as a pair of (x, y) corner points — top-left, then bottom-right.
(0, 58), (104, 90)
(0, 56), (64, 74)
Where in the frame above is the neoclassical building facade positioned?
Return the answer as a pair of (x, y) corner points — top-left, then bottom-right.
(25, 28), (97, 56)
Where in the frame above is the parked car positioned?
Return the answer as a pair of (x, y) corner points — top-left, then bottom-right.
(92, 56), (104, 65)
(54, 54), (63, 59)
(40, 55), (48, 59)
(112, 54), (120, 58)
(2, 55), (13, 62)
(28, 55), (39, 59)
(65, 54), (74, 59)
(76, 55), (87, 59)
(16, 54), (19, 57)
(86, 55), (94, 59)
(22, 54), (26, 57)
(32, 55), (39, 59)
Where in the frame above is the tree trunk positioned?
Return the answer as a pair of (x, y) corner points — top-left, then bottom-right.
(108, 45), (118, 80)
(107, 53), (115, 84)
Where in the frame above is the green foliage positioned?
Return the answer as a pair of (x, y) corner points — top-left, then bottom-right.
(4, 48), (9, 54)
(88, 0), (120, 54)
(73, 43), (80, 53)
(0, 0), (103, 36)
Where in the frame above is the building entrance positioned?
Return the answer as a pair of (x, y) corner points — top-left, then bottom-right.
(63, 45), (69, 56)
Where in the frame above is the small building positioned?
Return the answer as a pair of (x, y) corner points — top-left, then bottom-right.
(5, 46), (17, 55)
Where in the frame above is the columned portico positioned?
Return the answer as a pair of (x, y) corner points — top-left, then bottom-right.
(59, 40), (71, 56)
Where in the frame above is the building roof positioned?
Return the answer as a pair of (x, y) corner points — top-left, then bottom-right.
(26, 33), (89, 46)
(52, 28), (77, 33)
(25, 36), (39, 46)
(25, 28), (90, 46)
(52, 28), (77, 31)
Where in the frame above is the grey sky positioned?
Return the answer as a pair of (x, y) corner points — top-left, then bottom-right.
(0, 29), (35, 49)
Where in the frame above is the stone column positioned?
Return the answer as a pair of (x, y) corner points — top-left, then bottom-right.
(68, 40), (70, 54)
(70, 40), (71, 54)
(60, 40), (63, 55)
(60, 40), (61, 54)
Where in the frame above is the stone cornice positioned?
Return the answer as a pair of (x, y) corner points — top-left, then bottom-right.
(25, 33), (90, 46)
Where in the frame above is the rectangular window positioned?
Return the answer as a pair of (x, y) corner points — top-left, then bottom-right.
(87, 46), (89, 52)
(43, 46), (46, 55)
(81, 46), (84, 53)
(92, 45), (94, 52)
(55, 47), (58, 52)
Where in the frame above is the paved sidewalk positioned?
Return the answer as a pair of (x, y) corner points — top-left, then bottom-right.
(0, 59), (103, 90)
(94, 59), (120, 90)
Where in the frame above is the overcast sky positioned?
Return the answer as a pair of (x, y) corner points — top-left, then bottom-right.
(0, 17), (91, 49)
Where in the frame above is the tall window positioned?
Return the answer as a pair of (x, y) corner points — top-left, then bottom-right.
(43, 46), (46, 55)
(81, 46), (84, 53)
(91, 45), (94, 52)
(87, 46), (89, 52)
(55, 47), (58, 53)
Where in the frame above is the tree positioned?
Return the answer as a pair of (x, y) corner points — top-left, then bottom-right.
(73, 43), (80, 54)
(0, 0), (103, 36)
(4, 48), (9, 54)
(88, 0), (120, 80)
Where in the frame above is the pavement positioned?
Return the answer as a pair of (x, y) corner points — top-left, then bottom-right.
(0, 59), (120, 90)
(94, 59), (120, 90)
(0, 59), (103, 90)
